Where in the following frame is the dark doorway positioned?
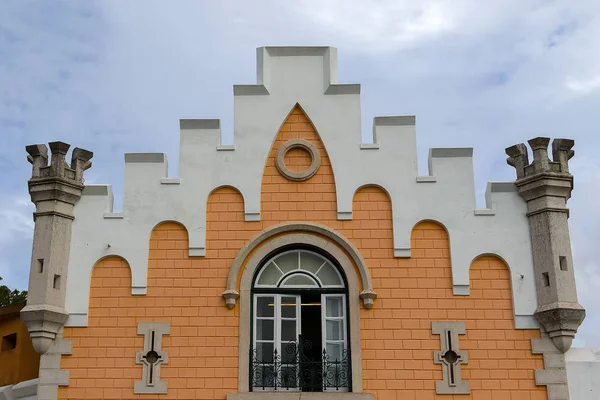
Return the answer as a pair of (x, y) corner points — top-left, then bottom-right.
(300, 292), (322, 391)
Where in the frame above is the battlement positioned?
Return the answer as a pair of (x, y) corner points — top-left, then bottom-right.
(26, 141), (93, 184)
(506, 137), (574, 180)
(234, 46), (360, 96)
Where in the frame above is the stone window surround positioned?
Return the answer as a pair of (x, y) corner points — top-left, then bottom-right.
(223, 222), (377, 311)
(275, 139), (321, 182)
(432, 321), (470, 395)
(134, 322), (170, 394)
(230, 225), (375, 396)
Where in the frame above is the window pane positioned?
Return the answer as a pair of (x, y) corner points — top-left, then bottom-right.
(326, 320), (343, 340)
(281, 319), (297, 342)
(299, 251), (325, 274)
(256, 319), (274, 341)
(317, 263), (342, 286)
(326, 297), (343, 318)
(256, 296), (274, 318)
(255, 342), (274, 363)
(281, 297), (297, 318)
(280, 274), (318, 287)
(274, 252), (299, 274)
(325, 343), (343, 362)
(257, 262), (282, 286)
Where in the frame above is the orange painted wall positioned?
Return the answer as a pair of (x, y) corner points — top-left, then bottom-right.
(0, 304), (40, 387)
(60, 105), (545, 400)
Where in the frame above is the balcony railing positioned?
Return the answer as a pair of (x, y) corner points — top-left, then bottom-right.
(250, 339), (350, 392)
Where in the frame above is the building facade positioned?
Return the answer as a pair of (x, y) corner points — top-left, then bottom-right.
(9, 47), (595, 399)
(0, 304), (40, 388)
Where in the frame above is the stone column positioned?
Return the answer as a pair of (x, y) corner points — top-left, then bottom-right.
(21, 142), (92, 354)
(506, 137), (585, 353)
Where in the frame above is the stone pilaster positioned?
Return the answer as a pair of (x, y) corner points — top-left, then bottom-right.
(506, 137), (584, 354)
(21, 142), (92, 354)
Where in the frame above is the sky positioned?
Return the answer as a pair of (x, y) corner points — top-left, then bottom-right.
(1, 1), (599, 347)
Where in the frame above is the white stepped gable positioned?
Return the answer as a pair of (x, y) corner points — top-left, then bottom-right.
(65, 47), (537, 330)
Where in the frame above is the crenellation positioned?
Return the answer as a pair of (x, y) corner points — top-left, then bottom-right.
(427, 148), (475, 192)
(179, 118), (220, 130)
(70, 148), (93, 182)
(527, 137), (552, 174)
(552, 138), (575, 174)
(123, 154), (169, 200)
(81, 185), (115, 213)
(508, 137), (575, 180)
(26, 144), (49, 177)
(506, 142), (529, 179)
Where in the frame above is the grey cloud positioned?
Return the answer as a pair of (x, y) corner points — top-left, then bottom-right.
(0, 0), (599, 346)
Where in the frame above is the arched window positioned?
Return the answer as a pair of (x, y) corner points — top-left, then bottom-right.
(251, 248), (350, 393)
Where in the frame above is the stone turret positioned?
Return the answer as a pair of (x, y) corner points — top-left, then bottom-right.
(506, 137), (584, 353)
(21, 142), (93, 354)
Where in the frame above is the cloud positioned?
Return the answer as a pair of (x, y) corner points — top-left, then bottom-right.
(1, 0), (600, 347)
(565, 75), (600, 95)
(288, 1), (457, 52)
(0, 196), (33, 242)
(0, 194), (34, 289)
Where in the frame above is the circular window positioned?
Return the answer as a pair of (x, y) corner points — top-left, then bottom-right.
(275, 139), (321, 182)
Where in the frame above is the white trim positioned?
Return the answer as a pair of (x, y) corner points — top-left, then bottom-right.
(280, 273), (319, 288)
(254, 249), (345, 289)
(322, 294), (349, 392)
(252, 294), (302, 392)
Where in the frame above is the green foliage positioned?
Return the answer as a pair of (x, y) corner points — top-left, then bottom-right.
(0, 276), (27, 307)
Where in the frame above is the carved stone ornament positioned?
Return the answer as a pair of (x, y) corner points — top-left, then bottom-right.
(275, 139), (321, 181)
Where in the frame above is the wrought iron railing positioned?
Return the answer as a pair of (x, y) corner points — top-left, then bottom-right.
(250, 338), (350, 392)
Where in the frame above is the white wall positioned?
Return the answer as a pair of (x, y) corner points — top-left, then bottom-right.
(566, 348), (600, 400)
(64, 47), (538, 330)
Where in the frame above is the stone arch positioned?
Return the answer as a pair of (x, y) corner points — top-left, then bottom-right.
(229, 223), (371, 393)
(223, 221), (376, 309)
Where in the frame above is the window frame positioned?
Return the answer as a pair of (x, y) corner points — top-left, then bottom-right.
(254, 248), (345, 289)
(249, 245), (352, 392)
(234, 229), (369, 394)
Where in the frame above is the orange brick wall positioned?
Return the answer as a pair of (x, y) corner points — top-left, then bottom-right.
(360, 221), (546, 400)
(60, 105), (545, 400)
(283, 147), (312, 172)
(0, 307), (40, 387)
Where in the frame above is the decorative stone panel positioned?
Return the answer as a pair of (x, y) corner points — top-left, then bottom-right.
(432, 321), (470, 395)
(275, 139), (321, 181)
(134, 322), (170, 394)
